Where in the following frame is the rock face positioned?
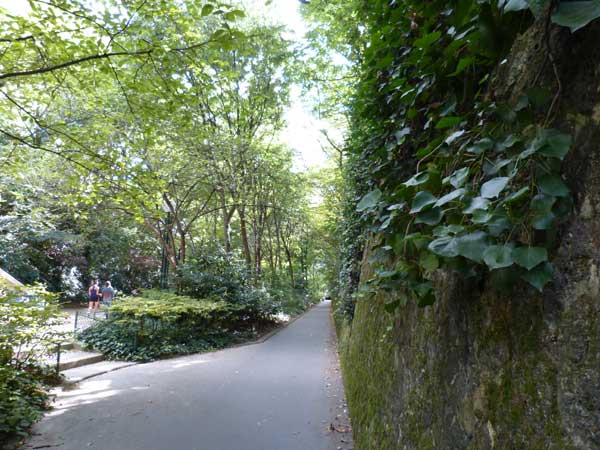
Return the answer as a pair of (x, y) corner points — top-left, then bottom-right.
(338, 20), (600, 450)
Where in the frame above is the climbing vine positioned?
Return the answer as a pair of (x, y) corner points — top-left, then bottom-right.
(313, 0), (600, 314)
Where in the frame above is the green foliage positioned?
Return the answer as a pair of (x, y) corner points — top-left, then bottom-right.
(0, 282), (65, 368)
(305, 0), (589, 316)
(79, 290), (270, 361)
(0, 366), (49, 440)
(0, 282), (64, 440)
(502, 0), (600, 32)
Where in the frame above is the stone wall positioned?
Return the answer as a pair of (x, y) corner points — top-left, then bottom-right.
(338, 19), (600, 450)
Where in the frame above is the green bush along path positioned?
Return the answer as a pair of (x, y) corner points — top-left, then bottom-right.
(24, 302), (352, 450)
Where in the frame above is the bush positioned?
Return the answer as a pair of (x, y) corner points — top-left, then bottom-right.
(176, 246), (285, 323)
(79, 291), (253, 361)
(0, 281), (65, 441)
(0, 366), (50, 440)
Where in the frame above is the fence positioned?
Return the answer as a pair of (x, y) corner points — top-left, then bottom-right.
(74, 310), (106, 332)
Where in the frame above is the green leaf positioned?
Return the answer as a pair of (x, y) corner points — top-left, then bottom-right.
(483, 158), (513, 176)
(521, 262), (553, 291)
(467, 138), (494, 155)
(464, 196), (491, 214)
(538, 174), (569, 197)
(456, 231), (488, 263)
(537, 129), (572, 159)
(395, 127), (411, 143)
(201, 4), (215, 16)
(552, 1), (600, 32)
(419, 252), (439, 271)
(502, 186), (530, 204)
(435, 116), (463, 129)
(530, 194), (556, 229)
(415, 207), (443, 226)
(481, 177), (510, 199)
(432, 224), (465, 237)
(434, 188), (466, 207)
(472, 209), (494, 224)
(483, 245), (514, 269)
(487, 216), (512, 236)
(410, 191), (437, 213)
(449, 57), (475, 76)
(503, 0), (529, 12)
(512, 246), (548, 270)
(357, 189), (382, 211)
(428, 236), (459, 258)
(414, 31), (441, 49)
(224, 9), (245, 20)
(443, 167), (470, 189)
(445, 129), (465, 144)
(403, 172), (430, 187)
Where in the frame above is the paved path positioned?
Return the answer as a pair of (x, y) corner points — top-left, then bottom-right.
(25, 301), (353, 450)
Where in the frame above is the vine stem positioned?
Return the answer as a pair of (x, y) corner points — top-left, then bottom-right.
(543, 0), (562, 127)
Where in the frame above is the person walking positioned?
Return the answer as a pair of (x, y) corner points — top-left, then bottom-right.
(87, 280), (100, 315)
(101, 281), (115, 307)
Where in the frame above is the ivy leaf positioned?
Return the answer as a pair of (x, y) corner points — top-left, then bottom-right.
(419, 252), (439, 271)
(524, 0), (551, 16)
(530, 194), (556, 229)
(395, 127), (411, 143)
(443, 167), (469, 188)
(357, 189), (382, 211)
(410, 191), (437, 213)
(464, 196), (491, 214)
(403, 172), (429, 187)
(449, 57), (475, 76)
(472, 210), (494, 224)
(414, 31), (441, 49)
(432, 224), (465, 237)
(487, 216), (512, 236)
(483, 158), (513, 176)
(481, 177), (510, 199)
(502, 186), (530, 204)
(467, 138), (494, 155)
(456, 231), (488, 263)
(537, 129), (572, 159)
(435, 116), (463, 129)
(483, 245), (514, 269)
(434, 188), (466, 207)
(503, 0), (529, 12)
(428, 236), (459, 258)
(379, 215), (393, 231)
(521, 262), (553, 291)
(552, 1), (600, 32)
(445, 129), (465, 144)
(538, 174), (569, 197)
(415, 207), (443, 226)
(512, 246), (548, 270)
(387, 202), (406, 211)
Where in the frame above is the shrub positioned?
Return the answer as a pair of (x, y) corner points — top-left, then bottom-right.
(0, 281), (65, 440)
(0, 366), (50, 440)
(176, 246), (285, 323)
(79, 291), (252, 361)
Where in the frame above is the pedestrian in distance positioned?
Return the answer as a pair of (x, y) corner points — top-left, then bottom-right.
(101, 281), (115, 308)
(87, 280), (100, 315)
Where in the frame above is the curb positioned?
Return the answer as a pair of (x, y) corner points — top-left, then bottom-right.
(62, 362), (139, 386)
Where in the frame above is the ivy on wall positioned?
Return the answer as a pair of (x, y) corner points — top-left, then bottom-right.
(330, 0), (600, 314)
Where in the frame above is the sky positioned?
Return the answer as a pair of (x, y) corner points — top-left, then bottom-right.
(0, 0), (339, 170)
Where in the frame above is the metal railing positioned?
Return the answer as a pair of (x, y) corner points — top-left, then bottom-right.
(74, 310), (106, 332)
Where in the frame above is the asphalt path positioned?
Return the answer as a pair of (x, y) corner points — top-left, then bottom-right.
(25, 301), (352, 450)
